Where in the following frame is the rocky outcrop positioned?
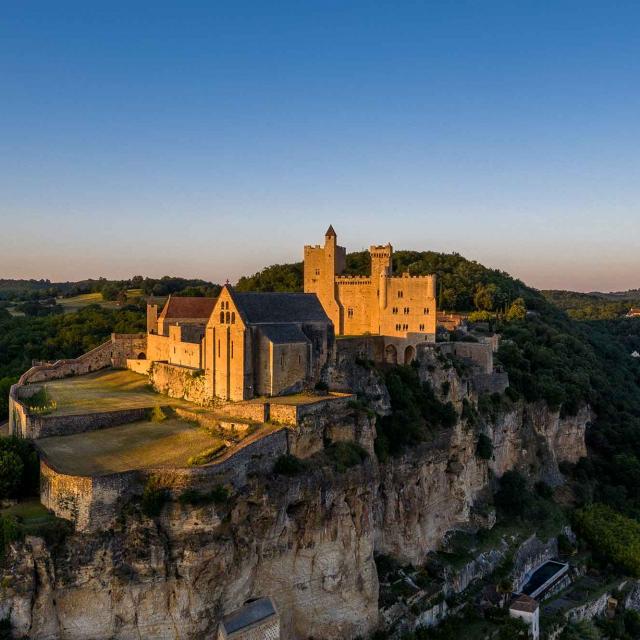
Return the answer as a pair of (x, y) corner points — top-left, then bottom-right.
(0, 355), (591, 639)
(2, 468), (379, 640)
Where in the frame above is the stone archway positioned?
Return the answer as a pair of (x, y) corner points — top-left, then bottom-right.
(385, 344), (398, 365)
(137, 352), (146, 360)
(404, 345), (415, 365)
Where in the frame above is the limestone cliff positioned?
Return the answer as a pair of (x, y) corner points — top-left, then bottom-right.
(0, 359), (590, 640)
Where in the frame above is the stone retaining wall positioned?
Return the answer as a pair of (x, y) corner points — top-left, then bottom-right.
(39, 427), (289, 532)
(8, 333), (147, 438)
(29, 407), (151, 440)
(148, 362), (211, 406)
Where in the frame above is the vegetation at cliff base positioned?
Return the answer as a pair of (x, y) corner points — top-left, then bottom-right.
(375, 364), (457, 460)
(573, 504), (640, 577)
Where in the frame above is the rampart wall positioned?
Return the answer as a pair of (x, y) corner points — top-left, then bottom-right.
(8, 333), (147, 438)
(439, 341), (494, 374)
(19, 406), (150, 440)
(148, 362), (211, 406)
(39, 427), (290, 532)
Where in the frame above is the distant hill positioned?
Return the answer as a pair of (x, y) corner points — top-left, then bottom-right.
(0, 276), (220, 302)
(543, 289), (640, 320)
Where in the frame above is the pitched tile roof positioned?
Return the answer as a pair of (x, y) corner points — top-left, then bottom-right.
(259, 324), (310, 344)
(510, 594), (539, 613)
(158, 295), (217, 320)
(229, 290), (329, 325)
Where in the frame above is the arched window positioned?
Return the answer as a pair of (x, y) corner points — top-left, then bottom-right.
(231, 312), (235, 324)
(220, 311), (224, 323)
(225, 311), (230, 323)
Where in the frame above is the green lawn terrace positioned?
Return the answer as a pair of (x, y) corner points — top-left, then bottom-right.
(31, 369), (194, 416)
(26, 369), (263, 476)
(26, 368), (351, 477)
(35, 417), (256, 476)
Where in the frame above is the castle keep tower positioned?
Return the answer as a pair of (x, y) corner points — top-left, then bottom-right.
(304, 226), (437, 342)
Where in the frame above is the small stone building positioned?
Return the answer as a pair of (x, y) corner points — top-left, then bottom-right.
(509, 594), (539, 640)
(218, 597), (280, 640)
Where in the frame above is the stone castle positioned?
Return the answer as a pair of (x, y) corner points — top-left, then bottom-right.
(304, 225), (437, 340)
(144, 226), (437, 402)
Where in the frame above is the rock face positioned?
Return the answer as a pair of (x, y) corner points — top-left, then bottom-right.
(3, 470), (379, 640)
(0, 357), (590, 640)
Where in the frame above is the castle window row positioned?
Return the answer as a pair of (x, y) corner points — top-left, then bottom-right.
(395, 323), (409, 331)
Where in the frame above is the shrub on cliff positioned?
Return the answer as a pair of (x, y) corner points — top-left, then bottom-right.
(141, 479), (168, 517)
(573, 503), (640, 577)
(0, 452), (23, 499)
(375, 365), (457, 459)
(273, 454), (307, 476)
(324, 441), (368, 472)
(476, 434), (493, 460)
(494, 471), (530, 517)
(0, 437), (38, 498)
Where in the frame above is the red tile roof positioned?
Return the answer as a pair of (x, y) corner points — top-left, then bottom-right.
(158, 295), (217, 320)
(510, 594), (539, 613)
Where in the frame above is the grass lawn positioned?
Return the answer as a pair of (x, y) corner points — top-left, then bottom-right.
(35, 369), (196, 416)
(246, 392), (352, 406)
(36, 418), (228, 475)
(56, 289), (146, 314)
(1, 499), (52, 524)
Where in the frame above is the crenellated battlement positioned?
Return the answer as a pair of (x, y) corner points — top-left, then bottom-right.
(392, 273), (436, 280)
(304, 226), (437, 341)
(336, 276), (372, 285)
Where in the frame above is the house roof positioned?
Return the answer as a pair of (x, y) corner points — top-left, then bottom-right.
(221, 597), (277, 635)
(229, 289), (329, 325)
(510, 594), (539, 613)
(259, 324), (310, 345)
(158, 295), (217, 320)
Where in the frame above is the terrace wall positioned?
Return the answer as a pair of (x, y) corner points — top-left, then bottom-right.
(27, 407), (150, 440)
(38, 427), (289, 532)
(149, 362), (211, 406)
(8, 333), (147, 438)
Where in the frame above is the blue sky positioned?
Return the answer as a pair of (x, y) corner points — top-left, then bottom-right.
(1, 1), (638, 291)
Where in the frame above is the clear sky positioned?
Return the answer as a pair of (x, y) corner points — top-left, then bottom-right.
(1, 1), (638, 292)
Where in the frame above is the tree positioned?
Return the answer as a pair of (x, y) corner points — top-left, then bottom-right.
(100, 283), (120, 301)
(474, 284), (498, 311)
(0, 450), (24, 498)
(495, 471), (530, 516)
(506, 298), (527, 322)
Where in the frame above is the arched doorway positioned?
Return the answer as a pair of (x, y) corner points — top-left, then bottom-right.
(404, 345), (415, 365)
(137, 352), (146, 359)
(385, 344), (397, 365)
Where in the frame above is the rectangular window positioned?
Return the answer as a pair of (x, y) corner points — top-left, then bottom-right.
(315, 268), (320, 276)
(217, 339), (220, 357)
(397, 291), (403, 298)
(348, 308), (354, 318)
(280, 353), (285, 369)
(231, 341), (234, 359)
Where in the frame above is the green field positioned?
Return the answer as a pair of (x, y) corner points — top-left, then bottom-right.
(36, 418), (226, 475)
(36, 369), (194, 416)
(56, 289), (146, 313)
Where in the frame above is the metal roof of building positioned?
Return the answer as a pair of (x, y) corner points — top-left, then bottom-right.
(230, 290), (329, 325)
(221, 597), (277, 634)
(259, 324), (310, 344)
